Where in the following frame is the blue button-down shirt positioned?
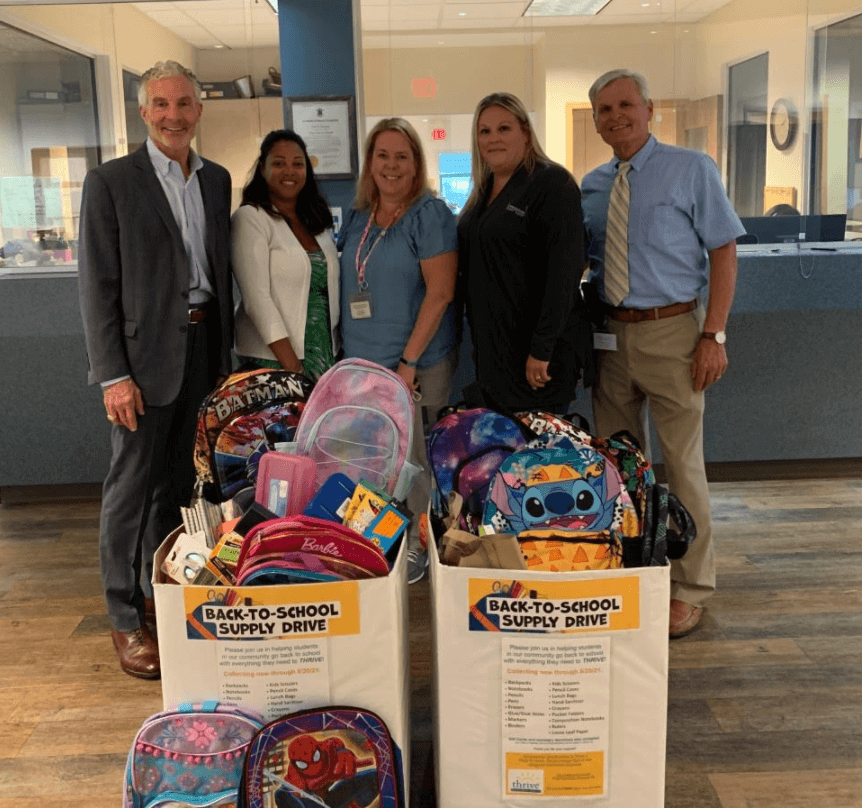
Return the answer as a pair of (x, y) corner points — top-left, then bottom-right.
(581, 136), (744, 308)
(146, 138), (213, 306)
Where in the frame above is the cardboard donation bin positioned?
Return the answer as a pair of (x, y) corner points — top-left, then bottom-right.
(430, 544), (670, 808)
(153, 527), (411, 799)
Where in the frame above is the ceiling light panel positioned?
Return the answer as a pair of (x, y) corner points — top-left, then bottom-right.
(524, 0), (613, 15)
(441, 3), (525, 23)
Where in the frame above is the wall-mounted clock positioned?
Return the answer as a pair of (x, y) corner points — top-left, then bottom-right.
(769, 98), (798, 151)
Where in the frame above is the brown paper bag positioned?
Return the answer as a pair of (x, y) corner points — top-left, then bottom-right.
(439, 528), (528, 570)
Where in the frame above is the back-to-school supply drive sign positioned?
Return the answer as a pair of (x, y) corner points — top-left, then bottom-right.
(467, 576), (640, 633)
(184, 583), (360, 640)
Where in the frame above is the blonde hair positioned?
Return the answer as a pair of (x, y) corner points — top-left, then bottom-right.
(138, 60), (202, 107)
(353, 117), (432, 211)
(462, 92), (550, 215)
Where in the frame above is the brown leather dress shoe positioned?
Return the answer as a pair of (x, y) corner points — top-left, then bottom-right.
(143, 597), (158, 640)
(111, 626), (161, 679)
(669, 599), (703, 639)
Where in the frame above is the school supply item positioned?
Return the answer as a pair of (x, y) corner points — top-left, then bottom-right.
(123, 700), (264, 808)
(161, 530), (211, 584)
(191, 530), (245, 587)
(516, 412), (697, 566)
(254, 452), (317, 517)
(193, 369), (313, 502)
(238, 706), (404, 808)
(427, 407), (530, 534)
(293, 358), (419, 500)
(343, 481), (389, 534)
(302, 472), (357, 523)
(180, 498), (224, 548)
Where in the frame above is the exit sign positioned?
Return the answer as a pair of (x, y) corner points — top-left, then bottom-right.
(432, 129), (446, 140)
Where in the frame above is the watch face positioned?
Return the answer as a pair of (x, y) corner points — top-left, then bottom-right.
(715, 331), (727, 345)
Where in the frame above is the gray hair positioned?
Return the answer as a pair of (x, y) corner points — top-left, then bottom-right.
(138, 60), (202, 107)
(588, 69), (650, 116)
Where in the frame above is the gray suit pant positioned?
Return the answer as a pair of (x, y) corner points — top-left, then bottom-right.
(100, 320), (213, 631)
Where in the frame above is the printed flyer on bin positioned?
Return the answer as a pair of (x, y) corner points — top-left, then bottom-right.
(502, 635), (611, 799)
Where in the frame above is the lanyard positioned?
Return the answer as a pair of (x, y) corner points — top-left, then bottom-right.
(354, 204), (401, 291)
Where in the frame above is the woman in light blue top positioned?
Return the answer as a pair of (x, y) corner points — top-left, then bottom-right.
(338, 117), (458, 583)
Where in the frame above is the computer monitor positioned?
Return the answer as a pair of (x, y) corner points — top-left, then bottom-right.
(804, 213), (846, 242)
(737, 214), (846, 244)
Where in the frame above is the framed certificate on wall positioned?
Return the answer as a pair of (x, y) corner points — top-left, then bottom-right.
(285, 95), (358, 179)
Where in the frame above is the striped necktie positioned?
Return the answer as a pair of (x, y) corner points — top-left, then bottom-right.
(603, 160), (632, 307)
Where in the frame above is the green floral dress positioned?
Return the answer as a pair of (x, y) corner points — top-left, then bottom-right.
(301, 250), (335, 381)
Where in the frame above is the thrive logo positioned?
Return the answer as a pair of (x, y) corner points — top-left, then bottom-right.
(508, 769), (543, 794)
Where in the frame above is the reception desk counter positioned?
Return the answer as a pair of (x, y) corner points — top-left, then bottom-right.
(2, 245), (861, 489)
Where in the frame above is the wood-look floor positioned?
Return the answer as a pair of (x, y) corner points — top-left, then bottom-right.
(0, 478), (860, 807)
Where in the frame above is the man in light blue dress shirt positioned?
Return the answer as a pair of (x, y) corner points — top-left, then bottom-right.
(78, 61), (233, 677)
(581, 69), (745, 638)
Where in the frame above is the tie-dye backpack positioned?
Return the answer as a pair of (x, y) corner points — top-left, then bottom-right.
(293, 359), (419, 501)
(123, 701), (265, 808)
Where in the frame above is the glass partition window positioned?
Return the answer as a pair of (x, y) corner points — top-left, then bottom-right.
(356, 0), (862, 245)
(0, 21), (100, 274)
(122, 69), (147, 155)
(811, 11), (862, 239)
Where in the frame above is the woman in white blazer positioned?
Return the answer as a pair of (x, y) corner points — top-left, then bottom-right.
(231, 129), (340, 380)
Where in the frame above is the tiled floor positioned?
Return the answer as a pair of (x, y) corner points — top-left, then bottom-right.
(0, 478), (860, 807)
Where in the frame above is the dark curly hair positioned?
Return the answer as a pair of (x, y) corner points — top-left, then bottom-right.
(240, 129), (333, 235)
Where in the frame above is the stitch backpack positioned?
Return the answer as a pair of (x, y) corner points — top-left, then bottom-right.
(427, 407), (531, 534)
(293, 359), (419, 501)
(516, 412), (696, 566)
(194, 369), (314, 502)
(483, 437), (639, 538)
(123, 700), (265, 808)
(238, 706), (404, 808)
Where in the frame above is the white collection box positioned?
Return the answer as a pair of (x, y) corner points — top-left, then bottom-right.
(152, 529), (411, 800)
(430, 545), (670, 808)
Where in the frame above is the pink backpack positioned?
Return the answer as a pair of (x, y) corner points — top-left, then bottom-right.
(293, 359), (419, 500)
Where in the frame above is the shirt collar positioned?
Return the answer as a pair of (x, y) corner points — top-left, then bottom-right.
(146, 137), (203, 178)
(611, 134), (656, 173)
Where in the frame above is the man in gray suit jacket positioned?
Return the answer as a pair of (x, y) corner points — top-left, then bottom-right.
(78, 61), (233, 679)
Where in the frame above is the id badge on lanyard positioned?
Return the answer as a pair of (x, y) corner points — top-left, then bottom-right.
(351, 206), (396, 319)
(349, 290), (373, 319)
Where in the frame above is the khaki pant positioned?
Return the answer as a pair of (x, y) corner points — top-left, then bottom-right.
(592, 308), (715, 606)
(407, 347), (460, 551)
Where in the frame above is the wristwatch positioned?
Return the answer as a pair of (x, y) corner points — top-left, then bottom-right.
(700, 330), (727, 345)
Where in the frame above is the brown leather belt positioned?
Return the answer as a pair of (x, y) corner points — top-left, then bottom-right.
(609, 300), (696, 323)
(188, 306), (209, 323)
